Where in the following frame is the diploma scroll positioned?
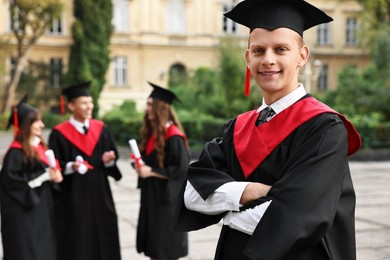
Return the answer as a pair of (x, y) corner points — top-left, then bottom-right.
(45, 149), (57, 168)
(129, 139), (145, 167)
(75, 155), (88, 174)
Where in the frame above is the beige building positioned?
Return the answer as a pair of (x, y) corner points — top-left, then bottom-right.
(0, 0), (369, 115)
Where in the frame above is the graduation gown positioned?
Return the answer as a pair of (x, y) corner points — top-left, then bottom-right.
(48, 119), (122, 260)
(136, 124), (189, 258)
(0, 142), (57, 260)
(175, 96), (362, 260)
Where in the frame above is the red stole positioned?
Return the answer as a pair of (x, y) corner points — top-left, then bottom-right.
(234, 97), (362, 178)
(9, 141), (50, 166)
(145, 124), (186, 156)
(54, 119), (104, 157)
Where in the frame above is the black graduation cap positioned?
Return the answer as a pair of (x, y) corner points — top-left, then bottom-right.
(148, 81), (180, 104)
(61, 81), (91, 101)
(224, 0), (333, 36)
(6, 94), (37, 134)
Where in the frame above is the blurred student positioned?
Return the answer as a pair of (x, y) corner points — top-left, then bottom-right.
(134, 82), (189, 260)
(0, 95), (63, 260)
(48, 82), (122, 260)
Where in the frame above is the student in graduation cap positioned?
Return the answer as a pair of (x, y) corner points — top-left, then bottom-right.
(48, 81), (122, 260)
(175, 0), (362, 259)
(0, 95), (63, 260)
(133, 82), (189, 260)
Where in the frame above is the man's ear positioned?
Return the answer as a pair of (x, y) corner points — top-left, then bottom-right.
(67, 101), (74, 112)
(298, 45), (310, 68)
(245, 49), (250, 67)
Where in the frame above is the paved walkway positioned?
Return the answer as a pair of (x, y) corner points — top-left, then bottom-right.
(114, 160), (390, 260)
(0, 131), (389, 259)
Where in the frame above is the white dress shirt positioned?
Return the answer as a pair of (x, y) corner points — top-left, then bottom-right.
(184, 84), (307, 235)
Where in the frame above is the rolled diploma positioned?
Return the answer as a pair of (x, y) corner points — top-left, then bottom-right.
(129, 139), (145, 166)
(75, 155), (88, 174)
(45, 149), (57, 168)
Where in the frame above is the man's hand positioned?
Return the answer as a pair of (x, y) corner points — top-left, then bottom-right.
(50, 168), (63, 183)
(240, 182), (271, 205)
(102, 150), (116, 164)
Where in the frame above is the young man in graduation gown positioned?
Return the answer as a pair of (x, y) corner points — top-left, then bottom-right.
(175, 1), (362, 259)
(48, 82), (122, 260)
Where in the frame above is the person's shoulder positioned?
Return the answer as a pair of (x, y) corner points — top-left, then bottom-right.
(301, 112), (345, 136)
(224, 109), (256, 130)
(90, 119), (105, 128)
(2, 147), (23, 165)
(52, 120), (70, 131)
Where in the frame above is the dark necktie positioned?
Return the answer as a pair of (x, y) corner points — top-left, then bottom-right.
(256, 107), (275, 126)
(83, 125), (88, 134)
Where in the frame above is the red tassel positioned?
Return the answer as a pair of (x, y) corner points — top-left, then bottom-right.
(60, 95), (65, 114)
(13, 106), (19, 136)
(244, 67), (251, 96)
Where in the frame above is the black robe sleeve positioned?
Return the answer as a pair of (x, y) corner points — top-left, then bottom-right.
(151, 136), (190, 202)
(48, 129), (69, 172)
(244, 115), (352, 259)
(0, 149), (45, 208)
(100, 125), (122, 181)
(175, 130), (236, 232)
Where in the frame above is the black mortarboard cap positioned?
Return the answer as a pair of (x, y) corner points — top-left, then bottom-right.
(6, 94), (37, 132)
(224, 0), (333, 36)
(148, 81), (180, 104)
(61, 81), (91, 101)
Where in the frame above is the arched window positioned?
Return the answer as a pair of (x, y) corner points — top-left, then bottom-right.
(169, 63), (186, 87)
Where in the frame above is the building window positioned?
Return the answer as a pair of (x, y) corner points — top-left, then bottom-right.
(112, 56), (127, 87)
(168, 63), (186, 87)
(167, 0), (185, 34)
(50, 58), (63, 88)
(317, 64), (329, 92)
(346, 17), (358, 46)
(317, 24), (331, 45)
(8, 1), (21, 32)
(113, 0), (129, 32)
(48, 17), (63, 35)
(222, 1), (236, 34)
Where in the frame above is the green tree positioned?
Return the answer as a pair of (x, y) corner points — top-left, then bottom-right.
(356, 0), (390, 81)
(171, 36), (261, 122)
(218, 37), (263, 118)
(65, 0), (114, 117)
(1, 0), (63, 113)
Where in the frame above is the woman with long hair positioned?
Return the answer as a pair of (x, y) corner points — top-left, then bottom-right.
(134, 82), (190, 260)
(0, 96), (63, 260)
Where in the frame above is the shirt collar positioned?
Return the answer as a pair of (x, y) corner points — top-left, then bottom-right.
(256, 83), (307, 114)
(69, 116), (89, 134)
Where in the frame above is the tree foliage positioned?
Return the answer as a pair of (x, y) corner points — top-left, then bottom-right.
(1, 0), (63, 113)
(356, 0), (390, 80)
(65, 0), (114, 116)
(171, 36), (261, 122)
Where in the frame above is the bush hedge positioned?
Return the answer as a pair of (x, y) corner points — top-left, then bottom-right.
(2, 112), (389, 151)
(103, 116), (227, 150)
